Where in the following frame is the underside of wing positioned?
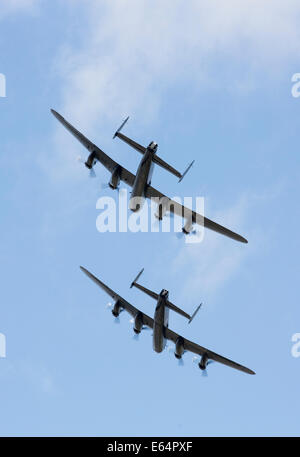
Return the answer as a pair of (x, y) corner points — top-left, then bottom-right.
(51, 109), (136, 188)
(164, 327), (255, 375)
(80, 266), (154, 328)
(145, 185), (248, 244)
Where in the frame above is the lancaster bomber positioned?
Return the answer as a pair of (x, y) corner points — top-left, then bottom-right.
(51, 109), (248, 243)
(80, 266), (255, 375)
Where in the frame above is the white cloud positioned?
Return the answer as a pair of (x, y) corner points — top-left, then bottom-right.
(0, 0), (38, 18)
(55, 0), (300, 123)
(47, 0), (300, 179)
(170, 195), (250, 302)
(170, 179), (285, 303)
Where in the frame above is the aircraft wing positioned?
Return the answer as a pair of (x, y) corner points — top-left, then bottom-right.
(80, 266), (154, 329)
(51, 109), (136, 188)
(164, 327), (255, 375)
(51, 110), (247, 244)
(145, 185), (248, 244)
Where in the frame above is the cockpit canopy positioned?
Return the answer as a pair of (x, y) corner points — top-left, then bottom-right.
(148, 141), (158, 152)
(160, 289), (169, 298)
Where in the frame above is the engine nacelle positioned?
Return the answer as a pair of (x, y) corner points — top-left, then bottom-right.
(199, 353), (209, 370)
(133, 312), (143, 334)
(155, 197), (170, 220)
(182, 218), (193, 234)
(109, 165), (121, 190)
(85, 151), (96, 169)
(112, 299), (122, 317)
(174, 336), (185, 359)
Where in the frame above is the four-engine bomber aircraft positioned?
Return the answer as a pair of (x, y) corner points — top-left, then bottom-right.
(80, 266), (255, 375)
(51, 109), (248, 243)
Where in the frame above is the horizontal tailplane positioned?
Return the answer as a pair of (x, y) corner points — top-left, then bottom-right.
(113, 116), (129, 139)
(166, 301), (202, 322)
(188, 303), (202, 324)
(130, 268), (144, 288)
(153, 155), (194, 182)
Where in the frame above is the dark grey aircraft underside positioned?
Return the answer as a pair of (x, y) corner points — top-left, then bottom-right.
(51, 109), (248, 244)
(80, 266), (255, 375)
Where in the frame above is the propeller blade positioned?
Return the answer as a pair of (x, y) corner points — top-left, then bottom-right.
(114, 317), (120, 324)
(178, 358), (184, 367)
(89, 167), (96, 178)
(77, 156), (96, 177)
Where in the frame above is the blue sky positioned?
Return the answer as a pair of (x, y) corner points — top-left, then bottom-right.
(0, 0), (300, 436)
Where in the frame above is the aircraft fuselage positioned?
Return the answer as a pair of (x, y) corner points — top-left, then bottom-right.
(129, 143), (157, 212)
(152, 289), (169, 353)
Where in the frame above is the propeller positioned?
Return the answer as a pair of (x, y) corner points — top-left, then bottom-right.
(106, 302), (113, 309)
(152, 212), (174, 231)
(129, 318), (151, 339)
(77, 156), (96, 177)
(101, 182), (124, 193)
(201, 361), (214, 377)
(89, 167), (96, 178)
(192, 356), (214, 376)
(166, 344), (185, 365)
(176, 228), (198, 240)
(178, 357), (184, 367)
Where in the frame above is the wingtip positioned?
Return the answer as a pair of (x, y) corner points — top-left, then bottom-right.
(51, 108), (63, 120)
(245, 367), (256, 375)
(236, 234), (248, 244)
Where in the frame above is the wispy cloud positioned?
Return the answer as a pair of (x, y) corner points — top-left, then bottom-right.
(170, 179), (285, 303)
(171, 195), (250, 302)
(47, 0), (300, 178)
(0, 0), (39, 19)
